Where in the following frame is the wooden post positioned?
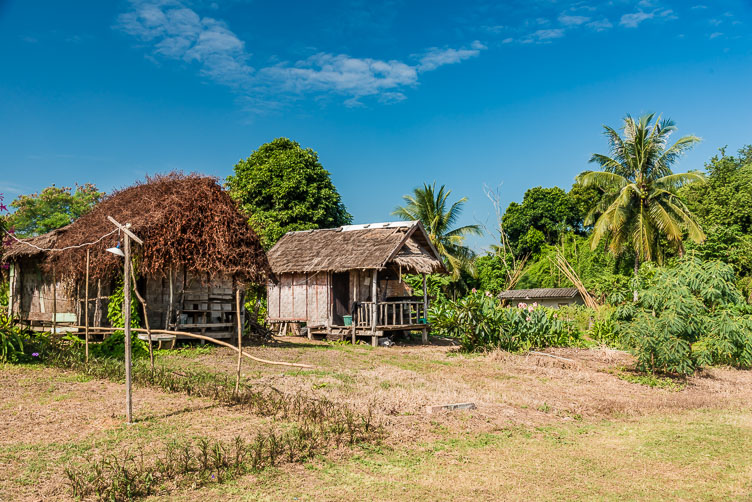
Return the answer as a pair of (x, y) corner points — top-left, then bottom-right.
(95, 279), (102, 328)
(52, 267), (57, 335)
(7, 263), (14, 317)
(166, 267), (174, 330)
(85, 249), (90, 362)
(371, 270), (378, 347)
(130, 261), (154, 372)
(235, 286), (243, 395)
(106, 216), (144, 425)
(123, 234), (133, 424)
(422, 274), (428, 345)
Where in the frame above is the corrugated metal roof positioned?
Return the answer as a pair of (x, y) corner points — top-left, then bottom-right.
(498, 287), (581, 299)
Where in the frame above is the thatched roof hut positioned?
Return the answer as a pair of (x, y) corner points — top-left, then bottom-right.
(267, 221), (445, 275)
(266, 221), (446, 345)
(46, 173), (270, 283)
(5, 173), (271, 338)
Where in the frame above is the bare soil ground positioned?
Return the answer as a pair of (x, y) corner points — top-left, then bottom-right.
(3, 336), (752, 501)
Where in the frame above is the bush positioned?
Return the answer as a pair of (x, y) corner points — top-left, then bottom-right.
(92, 330), (149, 360)
(430, 290), (584, 352)
(1, 314), (27, 362)
(616, 257), (752, 375)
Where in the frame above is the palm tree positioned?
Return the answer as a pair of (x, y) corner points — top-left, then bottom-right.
(577, 113), (705, 279)
(392, 182), (482, 278)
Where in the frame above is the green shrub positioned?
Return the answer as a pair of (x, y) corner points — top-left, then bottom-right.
(616, 257), (752, 375)
(0, 314), (27, 362)
(92, 330), (149, 360)
(107, 276), (141, 330)
(430, 290), (584, 352)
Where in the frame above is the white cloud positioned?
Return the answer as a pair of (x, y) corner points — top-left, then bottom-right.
(416, 41), (485, 72)
(117, 1), (253, 85)
(558, 14), (590, 26)
(620, 11), (654, 28)
(526, 28), (565, 42)
(620, 8), (675, 28)
(116, 1), (485, 109)
(709, 32), (723, 39)
(587, 18), (613, 31)
(260, 53), (418, 103)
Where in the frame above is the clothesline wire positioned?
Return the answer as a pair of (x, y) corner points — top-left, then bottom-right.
(2, 228), (119, 253)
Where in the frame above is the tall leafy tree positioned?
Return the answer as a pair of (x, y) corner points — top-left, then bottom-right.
(577, 113), (705, 275)
(227, 138), (352, 249)
(392, 182), (481, 278)
(501, 186), (584, 256)
(6, 184), (103, 237)
(680, 146), (752, 297)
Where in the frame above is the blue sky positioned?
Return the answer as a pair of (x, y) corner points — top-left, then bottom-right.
(1, 0), (751, 250)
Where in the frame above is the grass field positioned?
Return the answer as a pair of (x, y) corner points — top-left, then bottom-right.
(2, 336), (752, 501)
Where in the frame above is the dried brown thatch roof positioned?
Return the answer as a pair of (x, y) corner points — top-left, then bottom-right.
(3, 226), (69, 260)
(46, 173), (271, 283)
(267, 221), (446, 275)
(499, 287), (581, 299)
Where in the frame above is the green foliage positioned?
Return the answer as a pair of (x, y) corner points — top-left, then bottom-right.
(0, 314), (26, 362)
(578, 113), (704, 265)
(471, 254), (511, 294)
(515, 234), (631, 302)
(393, 182), (482, 279)
(227, 138), (352, 249)
(430, 291), (583, 352)
(5, 183), (103, 237)
(98, 276), (147, 359)
(615, 257), (752, 375)
(681, 145), (752, 299)
(501, 186), (584, 256)
(107, 277), (141, 330)
(93, 330), (149, 360)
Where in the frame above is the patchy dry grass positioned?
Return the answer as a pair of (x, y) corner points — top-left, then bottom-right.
(3, 336), (752, 501)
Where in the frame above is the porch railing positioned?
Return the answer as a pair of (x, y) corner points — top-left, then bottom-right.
(354, 300), (427, 327)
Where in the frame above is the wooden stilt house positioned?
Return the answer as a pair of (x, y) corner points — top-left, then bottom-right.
(266, 221), (447, 345)
(4, 173), (271, 340)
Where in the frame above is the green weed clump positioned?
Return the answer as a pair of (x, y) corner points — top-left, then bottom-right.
(65, 429), (339, 501)
(615, 257), (752, 375)
(41, 344), (380, 500)
(430, 290), (584, 352)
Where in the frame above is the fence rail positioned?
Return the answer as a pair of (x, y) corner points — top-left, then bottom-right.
(354, 300), (427, 327)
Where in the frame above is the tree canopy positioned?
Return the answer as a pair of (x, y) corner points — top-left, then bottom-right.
(501, 186), (585, 256)
(393, 182), (481, 279)
(577, 113), (705, 270)
(226, 138), (352, 249)
(681, 145), (752, 297)
(5, 184), (103, 238)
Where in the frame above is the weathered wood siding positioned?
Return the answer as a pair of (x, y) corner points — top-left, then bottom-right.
(14, 257), (76, 322)
(267, 272), (329, 324)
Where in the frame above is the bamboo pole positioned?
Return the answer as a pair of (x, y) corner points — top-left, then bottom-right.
(129, 260), (154, 373)
(52, 266), (57, 335)
(85, 249), (90, 362)
(422, 274), (428, 345)
(235, 286), (243, 395)
(123, 234), (133, 424)
(68, 325), (313, 368)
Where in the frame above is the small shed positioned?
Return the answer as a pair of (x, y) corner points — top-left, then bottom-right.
(4, 227), (78, 329)
(499, 287), (584, 308)
(4, 173), (271, 339)
(266, 221), (446, 345)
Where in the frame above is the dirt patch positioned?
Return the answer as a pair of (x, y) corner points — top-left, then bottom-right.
(158, 338), (752, 446)
(0, 365), (273, 501)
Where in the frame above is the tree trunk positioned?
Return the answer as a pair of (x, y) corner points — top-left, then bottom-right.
(633, 252), (639, 302)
